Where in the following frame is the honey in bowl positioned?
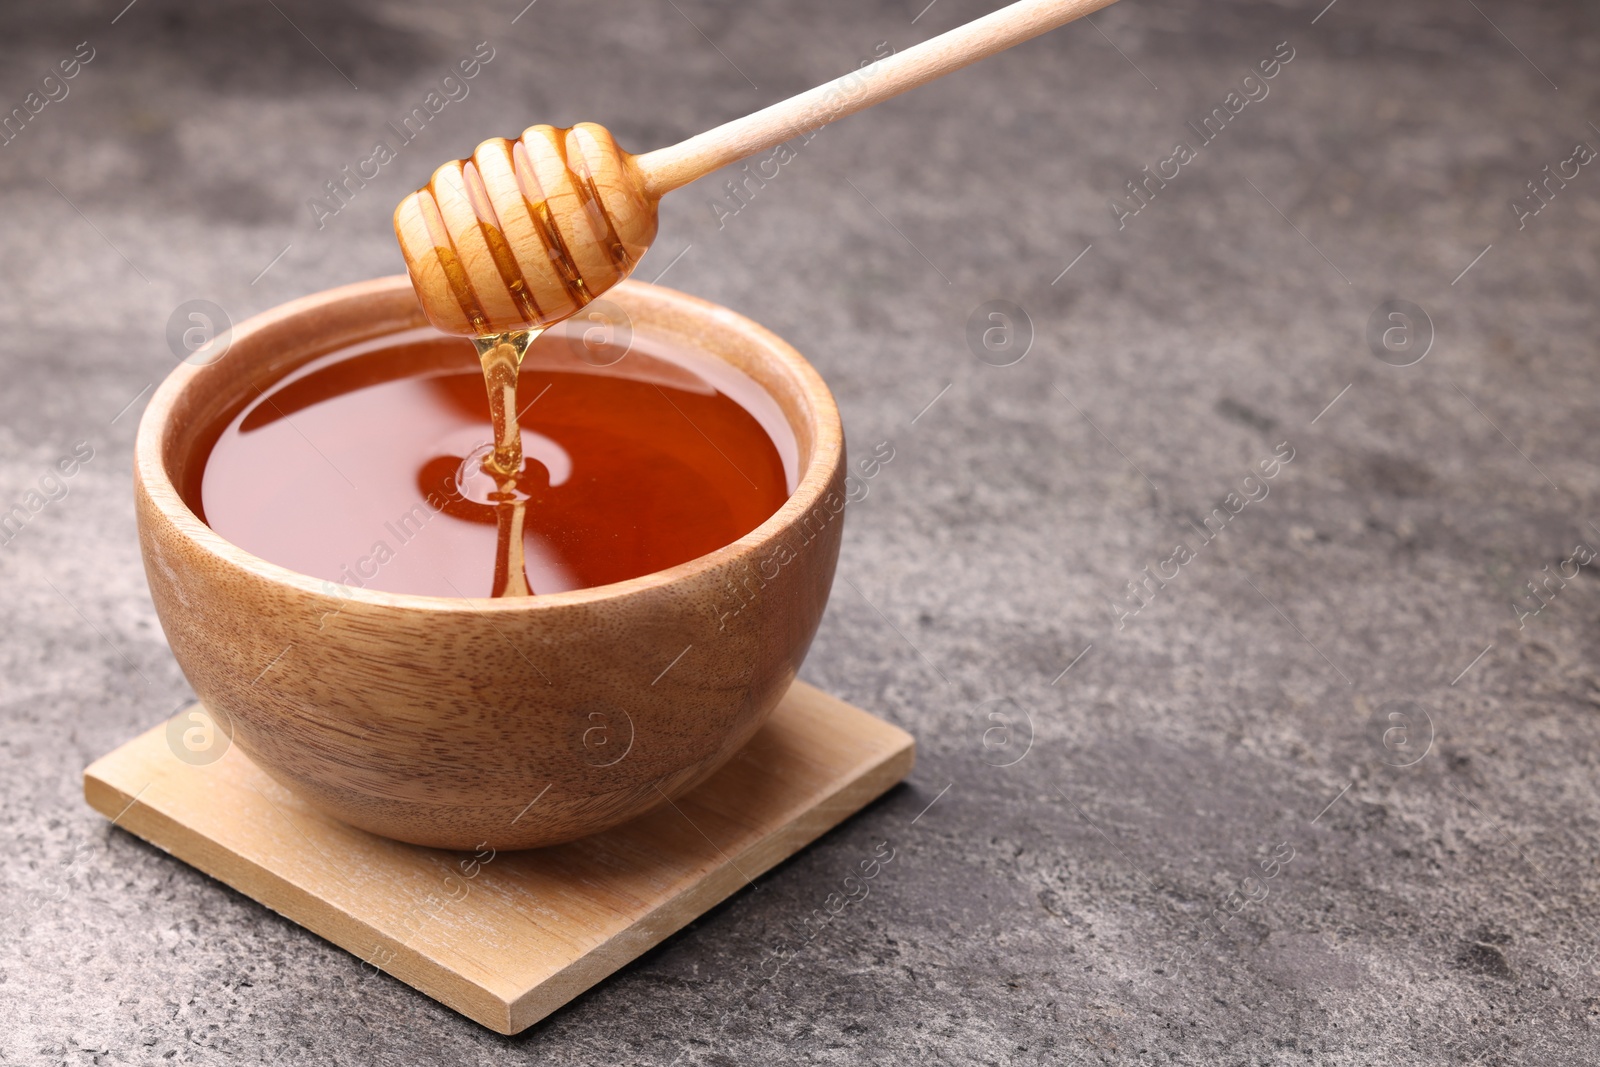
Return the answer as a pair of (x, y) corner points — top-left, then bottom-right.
(192, 324), (796, 598)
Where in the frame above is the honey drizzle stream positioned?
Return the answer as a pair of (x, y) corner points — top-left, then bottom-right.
(472, 329), (538, 598)
(451, 131), (636, 598)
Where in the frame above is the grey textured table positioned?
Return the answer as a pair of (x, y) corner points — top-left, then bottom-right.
(4, 0), (1598, 1063)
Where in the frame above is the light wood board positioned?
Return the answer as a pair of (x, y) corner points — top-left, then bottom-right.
(83, 681), (914, 1034)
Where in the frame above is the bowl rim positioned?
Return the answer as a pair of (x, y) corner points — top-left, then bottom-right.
(135, 275), (844, 613)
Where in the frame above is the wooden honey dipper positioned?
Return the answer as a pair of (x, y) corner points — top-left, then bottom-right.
(394, 0), (1119, 338)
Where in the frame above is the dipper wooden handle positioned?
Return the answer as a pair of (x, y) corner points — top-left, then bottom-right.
(395, 0), (1120, 337)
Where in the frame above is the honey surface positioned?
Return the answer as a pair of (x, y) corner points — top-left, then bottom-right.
(195, 328), (794, 597)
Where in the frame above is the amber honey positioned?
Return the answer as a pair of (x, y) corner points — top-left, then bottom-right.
(193, 327), (795, 598)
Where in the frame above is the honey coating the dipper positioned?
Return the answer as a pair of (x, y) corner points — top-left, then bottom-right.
(394, 122), (658, 338)
(393, 1), (1116, 334)
(395, 123), (663, 595)
(388, 0), (1119, 596)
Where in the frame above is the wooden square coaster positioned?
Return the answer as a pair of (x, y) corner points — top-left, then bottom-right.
(83, 681), (913, 1035)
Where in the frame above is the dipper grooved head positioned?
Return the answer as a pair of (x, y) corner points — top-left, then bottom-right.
(394, 123), (659, 337)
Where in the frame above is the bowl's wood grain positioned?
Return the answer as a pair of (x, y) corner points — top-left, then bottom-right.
(135, 276), (846, 849)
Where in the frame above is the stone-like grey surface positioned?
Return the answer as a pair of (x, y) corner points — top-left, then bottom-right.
(3, 0), (1598, 1062)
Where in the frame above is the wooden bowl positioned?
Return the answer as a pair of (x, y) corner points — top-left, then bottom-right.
(135, 276), (846, 850)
